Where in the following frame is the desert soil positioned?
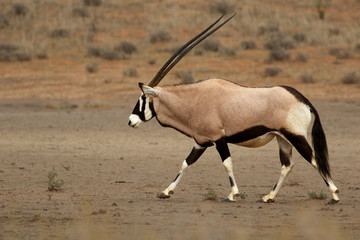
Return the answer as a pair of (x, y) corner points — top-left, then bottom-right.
(0, 94), (360, 240)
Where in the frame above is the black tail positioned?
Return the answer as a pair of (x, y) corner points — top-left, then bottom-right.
(281, 85), (331, 178)
(311, 108), (331, 178)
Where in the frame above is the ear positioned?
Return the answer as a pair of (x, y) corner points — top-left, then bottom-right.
(142, 85), (159, 97)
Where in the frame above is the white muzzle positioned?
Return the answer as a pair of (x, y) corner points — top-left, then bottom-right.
(128, 114), (142, 128)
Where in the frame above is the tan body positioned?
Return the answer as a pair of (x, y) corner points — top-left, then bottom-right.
(153, 79), (309, 146)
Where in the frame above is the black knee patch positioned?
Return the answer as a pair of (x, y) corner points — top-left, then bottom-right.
(279, 149), (291, 167)
(215, 138), (230, 161)
(185, 147), (206, 165)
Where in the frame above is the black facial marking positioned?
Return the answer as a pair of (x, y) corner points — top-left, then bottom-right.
(215, 138), (230, 161)
(185, 146), (206, 165)
(225, 126), (273, 144)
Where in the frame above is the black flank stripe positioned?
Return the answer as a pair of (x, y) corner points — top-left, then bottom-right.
(225, 126), (273, 144)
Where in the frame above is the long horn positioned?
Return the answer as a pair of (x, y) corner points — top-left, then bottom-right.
(148, 14), (235, 87)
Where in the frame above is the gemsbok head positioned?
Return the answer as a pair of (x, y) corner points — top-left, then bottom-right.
(128, 15), (339, 204)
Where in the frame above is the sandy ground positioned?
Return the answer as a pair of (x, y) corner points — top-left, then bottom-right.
(0, 95), (360, 240)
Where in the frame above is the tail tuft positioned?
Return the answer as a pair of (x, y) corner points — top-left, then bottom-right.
(312, 109), (331, 178)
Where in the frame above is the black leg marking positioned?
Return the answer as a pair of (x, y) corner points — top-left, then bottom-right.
(272, 183), (278, 191)
(281, 129), (313, 164)
(173, 173), (181, 182)
(229, 177), (234, 187)
(185, 146), (206, 165)
(215, 138), (230, 161)
(279, 149), (291, 167)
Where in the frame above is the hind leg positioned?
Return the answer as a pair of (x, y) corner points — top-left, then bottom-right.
(262, 136), (294, 202)
(282, 131), (339, 203)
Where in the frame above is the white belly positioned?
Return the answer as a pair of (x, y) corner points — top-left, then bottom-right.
(234, 133), (275, 148)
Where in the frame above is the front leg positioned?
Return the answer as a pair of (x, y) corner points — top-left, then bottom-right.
(157, 143), (206, 199)
(215, 138), (240, 202)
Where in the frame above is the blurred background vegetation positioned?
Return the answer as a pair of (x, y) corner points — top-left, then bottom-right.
(0, 0), (359, 98)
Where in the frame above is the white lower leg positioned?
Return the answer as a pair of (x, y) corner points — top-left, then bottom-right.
(327, 178), (340, 201)
(162, 160), (188, 196)
(263, 164), (293, 202)
(311, 157), (340, 202)
(223, 157), (239, 201)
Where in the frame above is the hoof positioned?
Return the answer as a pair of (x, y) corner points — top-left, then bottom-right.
(257, 198), (274, 203)
(327, 199), (340, 205)
(221, 198), (235, 202)
(156, 191), (174, 199)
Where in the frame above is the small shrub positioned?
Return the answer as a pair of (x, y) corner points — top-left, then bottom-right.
(316, 0), (328, 20)
(329, 48), (351, 59)
(123, 67), (138, 77)
(148, 59), (156, 65)
(176, 71), (194, 84)
(0, 14), (9, 29)
(239, 192), (247, 200)
(295, 52), (308, 62)
(328, 28), (340, 37)
(202, 186), (217, 201)
(301, 74), (315, 83)
(83, 0), (102, 7)
(265, 67), (282, 77)
(202, 39), (220, 52)
(293, 33), (306, 43)
(150, 30), (172, 44)
(220, 47), (236, 57)
(101, 49), (121, 60)
(13, 3), (28, 16)
(355, 43), (360, 52)
(258, 24), (279, 35)
(268, 48), (290, 62)
(241, 40), (256, 50)
(36, 51), (48, 59)
(210, 1), (235, 14)
(308, 191), (328, 200)
(15, 51), (32, 61)
(0, 43), (19, 52)
(341, 72), (359, 84)
(88, 46), (128, 61)
(72, 8), (89, 18)
(264, 33), (295, 50)
(50, 29), (70, 38)
(48, 168), (64, 191)
(86, 62), (98, 73)
(114, 41), (137, 55)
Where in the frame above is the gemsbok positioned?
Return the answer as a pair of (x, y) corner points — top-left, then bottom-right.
(128, 15), (339, 203)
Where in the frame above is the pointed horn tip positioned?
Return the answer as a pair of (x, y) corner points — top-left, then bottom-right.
(147, 14), (236, 87)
